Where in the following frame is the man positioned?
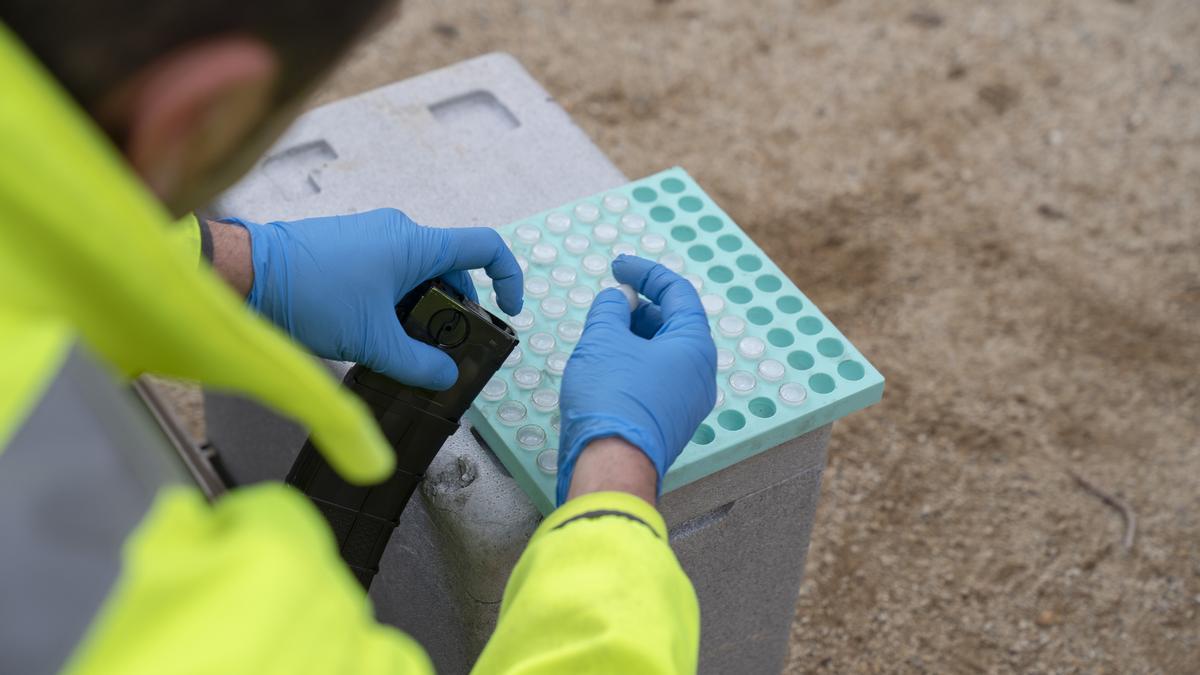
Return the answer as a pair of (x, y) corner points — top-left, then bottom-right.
(0, 2), (718, 674)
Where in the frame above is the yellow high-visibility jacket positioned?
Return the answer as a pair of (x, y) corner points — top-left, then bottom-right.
(0, 24), (698, 674)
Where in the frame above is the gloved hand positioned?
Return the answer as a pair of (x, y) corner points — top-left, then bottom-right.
(557, 255), (718, 504)
(223, 208), (523, 390)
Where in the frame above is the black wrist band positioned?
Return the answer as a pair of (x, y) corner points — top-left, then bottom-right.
(198, 218), (214, 264)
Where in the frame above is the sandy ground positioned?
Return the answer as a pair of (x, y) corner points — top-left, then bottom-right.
(163, 1), (1199, 672)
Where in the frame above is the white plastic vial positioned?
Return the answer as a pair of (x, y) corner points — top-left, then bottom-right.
(530, 243), (558, 266)
(603, 193), (630, 213)
(546, 351), (570, 376)
(513, 366), (543, 390)
(701, 294), (726, 316)
(574, 202), (601, 223)
(728, 370), (758, 396)
(620, 213), (647, 235)
(640, 233), (667, 254)
(514, 255), (529, 274)
(540, 296), (568, 319)
(684, 273), (704, 292)
(717, 315), (747, 338)
(582, 254), (608, 276)
(503, 346), (523, 368)
(528, 331), (556, 355)
(524, 276), (550, 299)
(563, 233), (589, 255)
(610, 242), (637, 258)
(715, 388), (726, 408)
(536, 449), (559, 474)
(598, 276), (620, 290)
(516, 424), (547, 450)
(481, 377), (507, 401)
(592, 223), (619, 244)
(757, 358), (786, 382)
(549, 413), (561, 433)
(779, 382), (808, 406)
(515, 223), (541, 245)
(550, 265), (578, 287)
(531, 388), (559, 413)
(471, 268), (493, 288)
(545, 212), (572, 234)
(659, 252), (685, 273)
(557, 319), (584, 342)
(497, 400), (527, 426)
(511, 309), (535, 331)
(617, 284), (639, 311)
(567, 286), (594, 308)
(737, 336), (766, 360)
(716, 348), (736, 372)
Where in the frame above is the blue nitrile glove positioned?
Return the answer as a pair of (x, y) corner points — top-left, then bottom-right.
(222, 208), (523, 391)
(557, 255), (718, 504)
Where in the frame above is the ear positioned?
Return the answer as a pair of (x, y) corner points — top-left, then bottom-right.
(112, 36), (278, 204)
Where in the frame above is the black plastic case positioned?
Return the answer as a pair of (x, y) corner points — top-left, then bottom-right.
(286, 281), (517, 587)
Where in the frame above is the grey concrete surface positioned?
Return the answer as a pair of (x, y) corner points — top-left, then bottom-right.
(205, 53), (830, 674)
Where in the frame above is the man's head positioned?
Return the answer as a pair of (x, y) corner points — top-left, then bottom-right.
(1, 1), (395, 213)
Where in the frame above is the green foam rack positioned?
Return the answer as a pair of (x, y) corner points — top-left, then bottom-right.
(467, 167), (884, 514)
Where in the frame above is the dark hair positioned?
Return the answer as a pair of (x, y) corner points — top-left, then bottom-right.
(1, 1), (394, 108)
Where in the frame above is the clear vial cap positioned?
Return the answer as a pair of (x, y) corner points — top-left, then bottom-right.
(718, 315), (747, 338)
(617, 284), (639, 310)
(779, 382), (808, 406)
(582, 254), (608, 276)
(546, 351), (570, 376)
(557, 319), (584, 342)
(551, 265), (578, 287)
(513, 366), (543, 390)
(659, 252), (685, 273)
(517, 424), (547, 450)
(603, 193), (630, 213)
(497, 400), (527, 425)
(574, 202), (601, 223)
(471, 268), (492, 288)
(511, 309), (535, 331)
(536, 449), (559, 474)
(701, 294), (726, 316)
(481, 377), (507, 401)
(593, 223), (619, 244)
(531, 388), (560, 412)
(514, 255), (529, 274)
(567, 286), (595, 308)
(611, 242), (637, 258)
(598, 276), (620, 290)
(524, 276), (550, 299)
(620, 213), (647, 234)
(729, 370), (758, 395)
(540, 296), (568, 319)
(758, 358), (786, 381)
(503, 346), (523, 368)
(715, 388), (726, 408)
(529, 331), (556, 355)
(640, 233), (667, 254)
(531, 242), (558, 265)
(563, 233), (589, 255)
(550, 413), (561, 433)
(684, 273), (704, 292)
(716, 348), (736, 372)
(545, 212), (572, 234)
(515, 223), (541, 245)
(737, 336), (766, 360)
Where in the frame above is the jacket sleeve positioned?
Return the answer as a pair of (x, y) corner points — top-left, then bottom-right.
(472, 491), (699, 675)
(64, 485), (434, 675)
